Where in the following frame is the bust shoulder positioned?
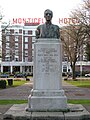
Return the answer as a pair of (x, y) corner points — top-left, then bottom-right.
(51, 24), (60, 32)
(52, 24), (59, 29)
(37, 24), (45, 30)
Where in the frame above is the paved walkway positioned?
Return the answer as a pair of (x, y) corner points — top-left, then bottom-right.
(0, 81), (33, 100)
(0, 80), (90, 100)
(63, 80), (90, 100)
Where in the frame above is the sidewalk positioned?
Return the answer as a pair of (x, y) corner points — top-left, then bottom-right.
(0, 81), (33, 100)
(0, 80), (90, 100)
(63, 80), (90, 100)
(0, 80), (90, 120)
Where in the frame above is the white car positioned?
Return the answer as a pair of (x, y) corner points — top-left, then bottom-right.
(85, 73), (90, 77)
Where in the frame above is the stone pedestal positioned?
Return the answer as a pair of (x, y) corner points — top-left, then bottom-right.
(28, 39), (67, 111)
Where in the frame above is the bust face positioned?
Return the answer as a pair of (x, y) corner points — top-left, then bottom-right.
(44, 10), (52, 22)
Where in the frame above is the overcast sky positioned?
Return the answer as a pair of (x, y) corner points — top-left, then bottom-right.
(0, 0), (83, 25)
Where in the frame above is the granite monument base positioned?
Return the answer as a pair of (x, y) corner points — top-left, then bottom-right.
(27, 89), (67, 111)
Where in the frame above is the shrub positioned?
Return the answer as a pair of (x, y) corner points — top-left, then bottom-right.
(0, 80), (6, 89)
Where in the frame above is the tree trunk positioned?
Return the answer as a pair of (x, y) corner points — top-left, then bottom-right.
(71, 62), (76, 80)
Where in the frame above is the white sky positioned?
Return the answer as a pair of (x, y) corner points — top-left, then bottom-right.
(0, 0), (83, 25)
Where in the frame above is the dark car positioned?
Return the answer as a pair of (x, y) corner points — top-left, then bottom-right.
(14, 73), (25, 78)
(75, 72), (80, 77)
(66, 72), (80, 77)
(0, 74), (9, 78)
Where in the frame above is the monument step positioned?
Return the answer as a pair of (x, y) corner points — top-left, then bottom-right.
(3, 104), (90, 120)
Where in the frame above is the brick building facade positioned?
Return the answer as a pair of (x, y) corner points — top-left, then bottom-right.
(1, 23), (38, 74)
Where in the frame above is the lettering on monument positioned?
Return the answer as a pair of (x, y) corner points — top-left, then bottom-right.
(37, 47), (59, 74)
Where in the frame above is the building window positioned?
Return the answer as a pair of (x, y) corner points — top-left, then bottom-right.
(25, 30), (28, 35)
(15, 50), (19, 56)
(32, 36), (36, 43)
(32, 44), (34, 49)
(25, 57), (28, 62)
(32, 31), (36, 36)
(19, 29), (22, 33)
(32, 56), (34, 61)
(15, 36), (18, 42)
(25, 44), (28, 49)
(5, 30), (10, 35)
(6, 36), (9, 42)
(5, 56), (10, 61)
(64, 57), (68, 61)
(25, 51), (28, 56)
(28, 30), (32, 34)
(6, 50), (10, 55)
(15, 43), (18, 48)
(25, 37), (28, 42)
(6, 43), (10, 48)
(14, 56), (19, 61)
(14, 29), (19, 34)
(63, 65), (67, 72)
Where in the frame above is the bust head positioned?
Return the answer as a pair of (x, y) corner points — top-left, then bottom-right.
(36, 9), (60, 39)
(44, 9), (53, 22)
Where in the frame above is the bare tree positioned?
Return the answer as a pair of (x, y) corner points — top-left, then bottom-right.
(61, 0), (90, 79)
(71, 0), (90, 38)
(0, 6), (10, 59)
(0, 6), (4, 21)
(61, 24), (85, 79)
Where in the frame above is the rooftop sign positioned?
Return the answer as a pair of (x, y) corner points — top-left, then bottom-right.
(12, 18), (79, 25)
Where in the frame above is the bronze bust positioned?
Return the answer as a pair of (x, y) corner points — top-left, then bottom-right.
(36, 9), (60, 39)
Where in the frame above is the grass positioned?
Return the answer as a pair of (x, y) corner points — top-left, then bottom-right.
(66, 80), (90, 88)
(6, 79), (28, 88)
(0, 79), (29, 89)
(11, 80), (28, 87)
(68, 99), (90, 105)
(0, 99), (90, 105)
(0, 100), (28, 105)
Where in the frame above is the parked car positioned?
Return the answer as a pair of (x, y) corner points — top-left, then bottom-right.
(75, 72), (80, 77)
(0, 74), (9, 78)
(67, 72), (80, 77)
(85, 73), (90, 77)
(14, 73), (25, 78)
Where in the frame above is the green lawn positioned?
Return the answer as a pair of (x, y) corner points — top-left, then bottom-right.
(68, 99), (90, 105)
(66, 80), (90, 88)
(0, 100), (28, 105)
(0, 99), (90, 105)
(0, 79), (28, 89)
(6, 79), (28, 88)
(11, 80), (28, 87)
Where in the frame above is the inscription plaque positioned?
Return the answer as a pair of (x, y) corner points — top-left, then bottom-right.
(37, 48), (58, 73)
